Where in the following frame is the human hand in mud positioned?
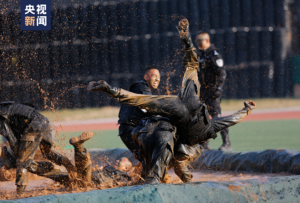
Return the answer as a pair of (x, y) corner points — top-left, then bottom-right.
(243, 100), (256, 113)
(178, 18), (189, 39)
(87, 80), (109, 92)
(87, 81), (95, 91)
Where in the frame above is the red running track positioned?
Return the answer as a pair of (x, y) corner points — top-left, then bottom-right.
(243, 111), (300, 121)
(54, 111), (300, 132)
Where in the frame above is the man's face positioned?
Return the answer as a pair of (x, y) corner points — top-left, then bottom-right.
(197, 38), (209, 50)
(144, 69), (160, 90)
(196, 34), (210, 50)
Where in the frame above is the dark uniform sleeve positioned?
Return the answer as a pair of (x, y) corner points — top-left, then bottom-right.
(118, 80), (152, 125)
(211, 52), (226, 91)
(131, 81), (152, 95)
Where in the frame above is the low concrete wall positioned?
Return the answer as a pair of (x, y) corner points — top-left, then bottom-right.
(2, 148), (300, 202)
(2, 175), (300, 203)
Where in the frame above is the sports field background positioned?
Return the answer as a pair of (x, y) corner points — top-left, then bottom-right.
(52, 98), (300, 152)
(1, 99), (299, 152)
(54, 119), (300, 152)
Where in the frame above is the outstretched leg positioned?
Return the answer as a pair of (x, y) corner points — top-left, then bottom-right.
(69, 131), (94, 183)
(40, 125), (77, 175)
(144, 126), (175, 184)
(15, 126), (46, 194)
(212, 101), (256, 133)
(16, 124), (76, 194)
(2, 145), (69, 186)
(172, 143), (202, 183)
(88, 81), (189, 124)
(178, 18), (201, 97)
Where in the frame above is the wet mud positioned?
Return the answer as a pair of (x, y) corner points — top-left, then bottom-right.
(0, 167), (291, 200)
(166, 169), (291, 184)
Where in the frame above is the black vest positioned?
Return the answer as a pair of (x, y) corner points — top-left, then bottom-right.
(118, 80), (152, 126)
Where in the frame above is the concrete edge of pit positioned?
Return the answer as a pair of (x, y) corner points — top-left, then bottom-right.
(2, 175), (300, 203)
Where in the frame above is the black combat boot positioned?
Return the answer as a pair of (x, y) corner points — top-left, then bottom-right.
(16, 168), (28, 195)
(88, 80), (120, 98)
(218, 129), (232, 151)
(69, 131), (95, 152)
(218, 101), (256, 151)
(16, 185), (26, 195)
(178, 18), (194, 50)
(242, 100), (256, 112)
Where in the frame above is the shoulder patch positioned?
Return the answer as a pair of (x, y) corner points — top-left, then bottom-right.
(214, 50), (219, 56)
(216, 59), (224, 67)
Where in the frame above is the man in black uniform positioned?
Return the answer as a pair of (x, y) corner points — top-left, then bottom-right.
(68, 131), (132, 187)
(131, 115), (176, 184)
(118, 66), (160, 160)
(88, 19), (256, 183)
(0, 101), (76, 194)
(195, 31), (230, 151)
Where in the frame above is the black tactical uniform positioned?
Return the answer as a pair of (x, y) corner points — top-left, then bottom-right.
(197, 44), (230, 150)
(88, 18), (255, 183)
(0, 102), (75, 194)
(131, 114), (202, 184)
(88, 79), (255, 182)
(131, 116), (176, 184)
(118, 79), (152, 158)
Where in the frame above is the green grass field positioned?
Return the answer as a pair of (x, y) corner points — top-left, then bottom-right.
(52, 119), (300, 152)
(40, 98), (300, 122)
(1, 119), (299, 152)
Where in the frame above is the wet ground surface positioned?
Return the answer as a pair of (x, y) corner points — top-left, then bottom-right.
(167, 169), (291, 183)
(0, 169), (292, 200)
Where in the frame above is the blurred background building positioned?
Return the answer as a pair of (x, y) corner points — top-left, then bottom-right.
(0, 0), (300, 110)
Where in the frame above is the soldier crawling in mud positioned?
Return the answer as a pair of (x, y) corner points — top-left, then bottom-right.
(0, 101), (77, 194)
(2, 130), (133, 191)
(88, 18), (256, 184)
(58, 131), (132, 188)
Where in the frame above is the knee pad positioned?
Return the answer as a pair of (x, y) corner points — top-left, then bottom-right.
(27, 161), (55, 174)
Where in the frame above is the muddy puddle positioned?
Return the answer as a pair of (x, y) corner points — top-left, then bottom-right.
(0, 168), (292, 200)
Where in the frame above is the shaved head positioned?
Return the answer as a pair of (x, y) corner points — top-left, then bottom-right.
(144, 67), (160, 90)
(114, 157), (133, 172)
(196, 32), (210, 41)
